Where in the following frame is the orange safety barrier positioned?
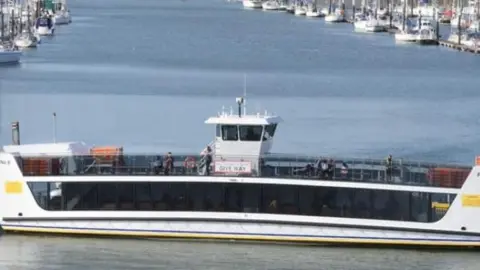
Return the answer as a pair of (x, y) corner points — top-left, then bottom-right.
(22, 158), (60, 176)
(90, 146), (123, 164)
(427, 168), (470, 188)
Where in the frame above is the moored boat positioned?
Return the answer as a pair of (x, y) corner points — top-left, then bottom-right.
(1, 98), (480, 248)
(243, 0), (263, 9)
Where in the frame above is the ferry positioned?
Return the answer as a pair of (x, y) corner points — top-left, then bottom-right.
(0, 97), (479, 248)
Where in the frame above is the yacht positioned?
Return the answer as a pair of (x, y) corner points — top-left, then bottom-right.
(1, 97), (480, 248)
(35, 16), (55, 36)
(262, 0), (280, 10)
(53, 0), (72, 25)
(413, 18), (438, 45)
(243, 0), (263, 8)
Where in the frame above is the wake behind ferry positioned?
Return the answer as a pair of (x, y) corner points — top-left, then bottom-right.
(1, 97), (480, 248)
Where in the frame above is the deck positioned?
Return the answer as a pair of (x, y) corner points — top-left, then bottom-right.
(16, 153), (472, 189)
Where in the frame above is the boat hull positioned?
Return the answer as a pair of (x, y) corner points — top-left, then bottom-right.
(294, 8), (306, 16)
(2, 217), (480, 248)
(14, 37), (38, 48)
(36, 26), (55, 36)
(55, 13), (72, 25)
(243, 0), (262, 8)
(325, 14), (344, 22)
(0, 51), (22, 64)
(395, 32), (417, 42)
(306, 11), (323, 17)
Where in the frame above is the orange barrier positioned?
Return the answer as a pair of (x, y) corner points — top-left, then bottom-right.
(428, 168), (470, 188)
(22, 158), (60, 176)
(90, 146), (123, 165)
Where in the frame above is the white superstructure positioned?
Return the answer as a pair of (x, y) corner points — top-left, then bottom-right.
(1, 98), (480, 248)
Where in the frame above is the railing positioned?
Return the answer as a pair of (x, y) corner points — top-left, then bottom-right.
(15, 153), (472, 188)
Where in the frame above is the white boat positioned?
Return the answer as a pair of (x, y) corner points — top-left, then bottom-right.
(294, 5), (306, 16)
(54, 9), (72, 25)
(395, 30), (418, 42)
(305, 4), (323, 17)
(325, 9), (345, 22)
(262, 0), (280, 10)
(35, 16), (55, 36)
(278, 1), (288, 10)
(14, 32), (40, 48)
(414, 18), (438, 45)
(54, 0), (72, 24)
(364, 18), (386, 32)
(0, 45), (22, 64)
(243, 0), (263, 8)
(1, 97), (480, 248)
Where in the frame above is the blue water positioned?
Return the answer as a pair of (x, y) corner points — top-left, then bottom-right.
(1, 0), (479, 163)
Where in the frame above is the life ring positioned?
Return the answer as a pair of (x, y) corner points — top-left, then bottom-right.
(183, 156), (196, 169)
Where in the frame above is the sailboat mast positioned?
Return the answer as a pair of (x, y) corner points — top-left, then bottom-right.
(402, 0), (406, 31)
(0, 0), (4, 41)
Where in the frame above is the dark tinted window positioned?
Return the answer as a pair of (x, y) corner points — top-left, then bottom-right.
(29, 181), (454, 223)
(221, 125), (238, 141)
(239, 125), (263, 141)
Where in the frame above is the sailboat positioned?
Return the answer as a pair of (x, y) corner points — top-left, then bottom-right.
(14, 5), (41, 48)
(395, 0), (417, 42)
(0, 0), (22, 63)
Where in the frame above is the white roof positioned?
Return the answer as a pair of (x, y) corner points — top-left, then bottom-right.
(205, 114), (283, 125)
(2, 142), (91, 157)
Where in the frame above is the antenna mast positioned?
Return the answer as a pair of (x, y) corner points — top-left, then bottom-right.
(243, 74), (247, 116)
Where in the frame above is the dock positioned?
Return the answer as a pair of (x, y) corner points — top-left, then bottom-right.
(438, 40), (480, 54)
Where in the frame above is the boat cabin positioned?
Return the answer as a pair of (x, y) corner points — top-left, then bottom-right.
(203, 97), (282, 176)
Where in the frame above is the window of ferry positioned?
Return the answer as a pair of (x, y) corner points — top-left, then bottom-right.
(221, 125), (238, 141)
(239, 125), (263, 141)
(263, 124), (277, 141)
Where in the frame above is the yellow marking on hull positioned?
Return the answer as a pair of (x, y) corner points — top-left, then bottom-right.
(462, 194), (480, 207)
(2, 226), (480, 248)
(4, 181), (23, 194)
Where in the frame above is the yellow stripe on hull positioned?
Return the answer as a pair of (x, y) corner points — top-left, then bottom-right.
(2, 226), (480, 248)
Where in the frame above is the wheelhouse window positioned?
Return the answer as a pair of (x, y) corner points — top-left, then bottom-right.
(221, 125), (238, 141)
(263, 124), (277, 141)
(239, 125), (263, 141)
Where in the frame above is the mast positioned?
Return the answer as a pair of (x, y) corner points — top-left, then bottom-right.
(402, 0), (406, 31)
(1, 0), (4, 41)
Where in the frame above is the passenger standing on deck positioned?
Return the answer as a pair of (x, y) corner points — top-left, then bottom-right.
(385, 154), (393, 182)
(327, 159), (335, 180)
(164, 152), (174, 175)
(204, 146), (213, 176)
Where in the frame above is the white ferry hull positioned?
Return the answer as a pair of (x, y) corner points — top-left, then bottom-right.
(0, 51), (22, 64)
(3, 217), (480, 247)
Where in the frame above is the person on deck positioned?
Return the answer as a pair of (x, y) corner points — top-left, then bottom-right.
(203, 146), (213, 176)
(164, 152), (174, 175)
(385, 154), (393, 182)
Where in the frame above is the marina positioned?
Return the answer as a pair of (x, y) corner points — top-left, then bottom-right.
(0, 0), (72, 63)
